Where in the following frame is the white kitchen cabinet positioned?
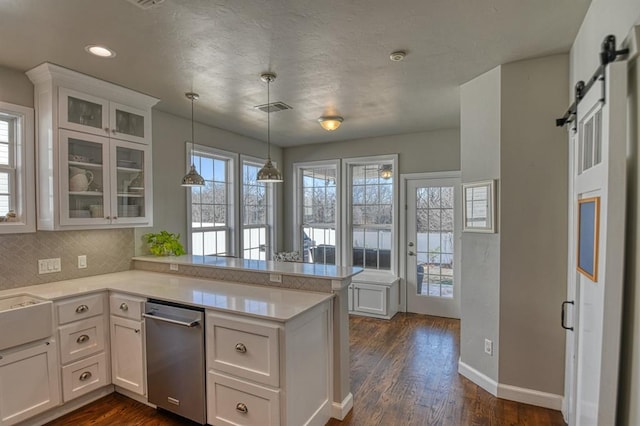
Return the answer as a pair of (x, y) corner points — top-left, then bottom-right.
(349, 275), (399, 320)
(55, 292), (111, 402)
(59, 129), (151, 226)
(206, 300), (332, 426)
(59, 87), (151, 145)
(26, 62), (159, 230)
(0, 340), (60, 426)
(109, 293), (146, 396)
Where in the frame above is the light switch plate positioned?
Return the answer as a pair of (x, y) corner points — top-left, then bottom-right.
(269, 274), (282, 283)
(78, 255), (87, 269)
(38, 258), (61, 274)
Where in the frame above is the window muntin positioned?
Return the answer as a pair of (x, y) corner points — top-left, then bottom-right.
(296, 164), (338, 264)
(0, 117), (15, 216)
(189, 146), (235, 256)
(349, 160), (395, 271)
(241, 160), (271, 260)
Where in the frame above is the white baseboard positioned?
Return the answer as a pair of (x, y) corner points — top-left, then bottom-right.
(331, 392), (353, 420)
(497, 383), (563, 411)
(458, 360), (562, 411)
(458, 360), (498, 395)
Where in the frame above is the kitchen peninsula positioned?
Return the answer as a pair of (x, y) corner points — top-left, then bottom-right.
(0, 257), (361, 426)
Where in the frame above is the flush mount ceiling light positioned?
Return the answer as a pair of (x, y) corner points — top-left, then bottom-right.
(379, 164), (393, 179)
(318, 116), (343, 131)
(84, 45), (116, 58)
(389, 50), (406, 62)
(181, 92), (205, 187)
(256, 73), (283, 183)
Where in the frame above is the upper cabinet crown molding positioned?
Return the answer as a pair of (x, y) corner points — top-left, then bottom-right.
(26, 62), (159, 110)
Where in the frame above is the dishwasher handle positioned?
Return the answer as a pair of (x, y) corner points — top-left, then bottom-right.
(143, 312), (201, 328)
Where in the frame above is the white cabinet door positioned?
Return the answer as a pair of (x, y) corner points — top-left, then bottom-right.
(110, 102), (151, 145)
(0, 341), (60, 426)
(353, 283), (388, 316)
(58, 87), (110, 137)
(110, 140), (152, 226)
(110, 315), (145, 395)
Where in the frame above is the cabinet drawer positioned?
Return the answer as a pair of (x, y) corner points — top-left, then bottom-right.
(110, 293), (145, 320)
(207, 372), (280, 426)
(59, 316), (106, 364)
(57, 293), (105, 325)
(206, 313), (280, 387)
(62, 352), (108, 402)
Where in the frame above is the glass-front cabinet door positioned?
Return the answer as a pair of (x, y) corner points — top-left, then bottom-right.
(110, 102), (150, 145)
(110, 140), (151, 225)
(58, 88), (109, 137)
(59, 129), (110, 225)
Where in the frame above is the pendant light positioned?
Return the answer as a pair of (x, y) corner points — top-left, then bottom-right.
(256, 73), (283, 183)
(181, 92), (205, 187)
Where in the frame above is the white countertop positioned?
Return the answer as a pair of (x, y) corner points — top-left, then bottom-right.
(133, 254), (363, 280)
(0, 270), (333, 322)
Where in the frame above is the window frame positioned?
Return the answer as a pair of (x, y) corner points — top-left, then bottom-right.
(240, 154), (275, 260)
(342, 154), (398, 275)
(292, 160), (341, 265)
(0, 101), (35, 234)
(186, 143), (238, 256)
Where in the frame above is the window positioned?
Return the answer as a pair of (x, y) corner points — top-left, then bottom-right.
(345, 156), (397, 272)
(293, 161), (339, 264)
(0, 102), (35, 234)
(188, 145), (236, 256)
(241, 157), (273, 260)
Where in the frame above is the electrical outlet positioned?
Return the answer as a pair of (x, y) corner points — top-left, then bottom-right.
(269, 274), (282, 283)
(78, 255), (87, 269)
(38, 258), (61, 274)
(484, 339), (493, 356)
(170, 264), (179, 271)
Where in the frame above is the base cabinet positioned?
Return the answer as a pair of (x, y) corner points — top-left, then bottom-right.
(349, 277), (399, 319)
(0, 341), (60, 426)
(110, 316), (145, 395)
(206, 300), (332, 426)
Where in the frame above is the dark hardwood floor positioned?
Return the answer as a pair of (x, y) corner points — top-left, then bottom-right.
(47, 313), (565, 426)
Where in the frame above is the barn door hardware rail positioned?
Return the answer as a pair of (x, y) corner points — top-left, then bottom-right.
(555, 34), (629, 128)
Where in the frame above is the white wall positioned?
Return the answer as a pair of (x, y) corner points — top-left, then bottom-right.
(134, 109), (283, 255)
(460, 66), (502, 382)
(499, 54), (568, 394)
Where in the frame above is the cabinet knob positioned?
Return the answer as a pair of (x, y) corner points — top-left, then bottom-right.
(120, 302), (129, 311)
(111, 129), (117, 134)
(235, 343), (247, 353)
(134, 329), (140, 334)
(105, 216), (110, 220)
(104, 127), (109, 133)
(79, 371), (92, 381)
(76, 334), (90, 344)
(75, 304), (89, 313)
(235, 402), (248, 414)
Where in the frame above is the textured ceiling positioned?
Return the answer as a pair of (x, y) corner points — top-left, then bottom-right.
(0, 0), (590, 147)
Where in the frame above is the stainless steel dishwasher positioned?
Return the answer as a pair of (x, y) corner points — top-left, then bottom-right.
(143, 300), (206, 424)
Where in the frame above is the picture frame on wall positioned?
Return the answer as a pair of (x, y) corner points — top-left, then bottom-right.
(577, 196), (600, 281)
(462, 180), (496, 233)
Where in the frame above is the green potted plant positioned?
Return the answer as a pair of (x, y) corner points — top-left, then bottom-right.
(143, 230), (186, 256)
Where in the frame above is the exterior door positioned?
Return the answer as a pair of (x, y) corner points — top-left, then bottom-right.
(406, 175), (461, 318)
(565, 60), (627, 425)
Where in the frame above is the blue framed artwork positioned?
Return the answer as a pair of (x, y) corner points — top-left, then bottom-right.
(577, 197), (600, 281)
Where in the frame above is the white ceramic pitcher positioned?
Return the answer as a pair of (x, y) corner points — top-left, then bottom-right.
(69, 166), (94, 192)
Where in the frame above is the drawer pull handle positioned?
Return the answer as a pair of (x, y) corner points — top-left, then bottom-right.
(235, 343), (247, 353)
(120, 303), (129, 311)
(79, 371), (92, 381)
(236, 402), (248, 414)
(76, 334), (90, 344)
(75, 304), (89, 313)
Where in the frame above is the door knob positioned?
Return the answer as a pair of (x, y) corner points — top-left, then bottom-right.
(408, 242), (414, 247)
(408, 251), (415, 256)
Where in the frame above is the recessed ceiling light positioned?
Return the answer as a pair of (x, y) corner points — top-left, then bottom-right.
(85, 45), (116, 58)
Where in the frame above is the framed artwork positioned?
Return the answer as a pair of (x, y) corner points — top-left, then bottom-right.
(462, 180), (496, 233)
(577, 196), (600, 281)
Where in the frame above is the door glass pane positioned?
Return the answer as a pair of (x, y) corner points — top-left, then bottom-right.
(67, 137), (103, 219)
(67, 96), (102, 129)
(415, 186), (454, 298)
(116, 146), (145, 218)
(115, 109), (145, 138)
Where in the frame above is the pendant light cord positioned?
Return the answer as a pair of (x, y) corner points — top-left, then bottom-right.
(267, 78), (271, 160)
(191, 96), (195, 166)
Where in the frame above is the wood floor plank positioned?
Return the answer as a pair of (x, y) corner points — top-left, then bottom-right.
(46, 313), (565, 426)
